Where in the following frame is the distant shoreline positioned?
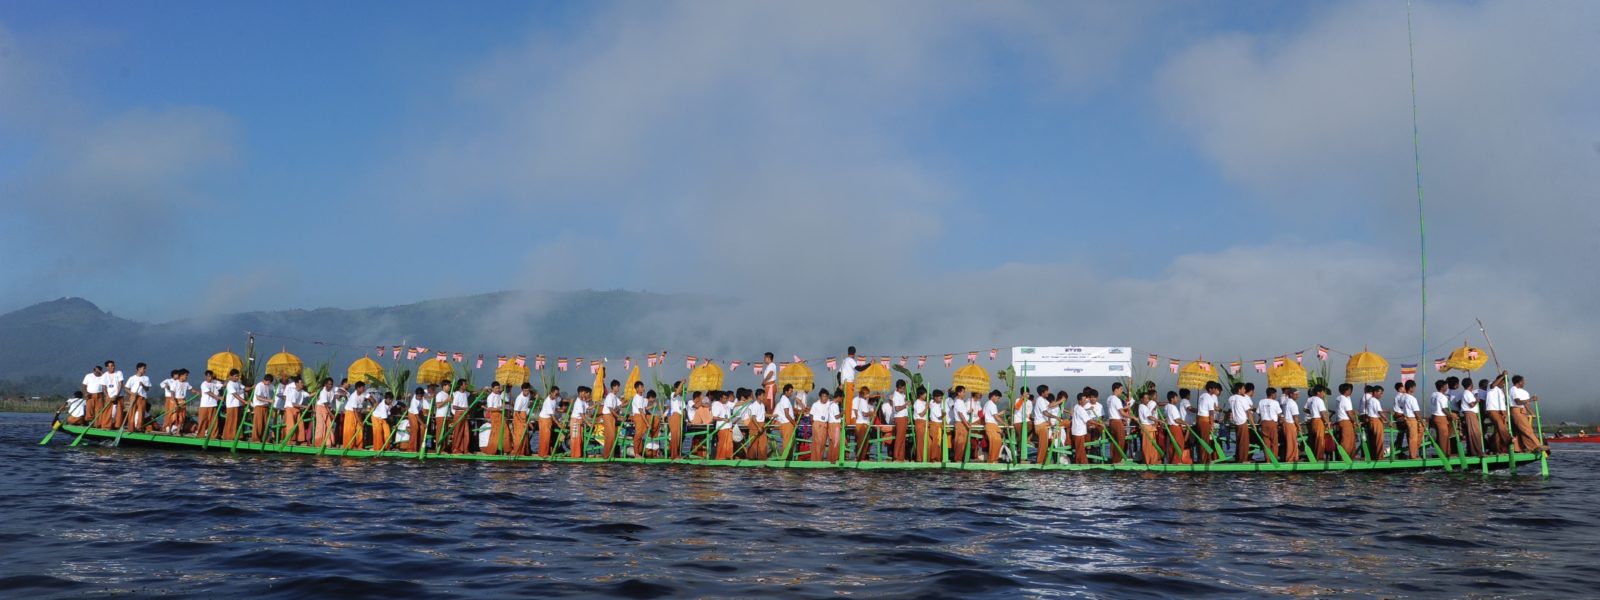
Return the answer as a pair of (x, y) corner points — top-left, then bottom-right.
(0, 400), (61, 414)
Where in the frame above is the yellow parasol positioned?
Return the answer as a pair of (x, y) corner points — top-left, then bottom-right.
(208, 350), (243, 378)
(687, 362), (724, 392)
(1445, 343), (1488, 372)
(1177, 359), (1215, 390)
(1345, 348), (1389, 384)
(495, 360), (531, 387)
(417, 357), (454, 385)
(1267, 357), (1308, 389)
(265, 348), (303, 379)
(624, 365), (640, 395)
(778, 361), (816, 391)
(347, 356), (384, 385)
(855, 363), (891, 394)
(591, 362), (607, 396)
(951, 363), (990, 394)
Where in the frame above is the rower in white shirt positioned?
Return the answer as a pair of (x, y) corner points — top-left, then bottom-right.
(102, 362), (125, 430)
(773, 385), (799, 459)
(249, 375), (275, 443)
(600, 380), (624, 459)
(81, 365), (105, 428)
(1162, 391), (1191, 465)
(808, 390), (840, 462)
(370, 390), (396, 451)
(1227, 383), (1254, 463)
(850, 386), (876, 461)
(1279, 388), (1302, 462)
(1134, 390), (1160, 464)
(710, 392), (735, 460)
(1196, 382), (1222, 463)
(1030, 386), (1054, 465)
(927, 390), (948, 462)
(404, 386), (428, 452)
(1256, 388), (1282, 462)
(735, 388), (769, 460)
(124, 363), (151, 431)
(1458, 378), (1484, 456)
(1305, 386), (1331, 461)
(223, 370), (246, 441)
(1361, 385), (1387, 460)
(1393, 381), (1421, 459)
(1334, 383), (1357, 459)
(341, 381), (369, 449)
(448, 381), (472, 454)
(538, 387), (562, 458)
(1428, 380), (1455, 459)
(1509, 375), (1542, 453)
(279, 376), (307, 445)
(429, 384), (453, 452)
(509, 384), (533, 456)
(629, 381), (652, 458)
(1104, 382), (1129, 464)
(666, 383), (686, 460)
(483, 382), (506, 455)
(567, 386), (593, 459)
(980, 390), (1004, 464)
(1069, 393), (1095, 465)
(888, 381), (909, 461)
(912, 389), (932, 462)
(949, 387), (974, 462)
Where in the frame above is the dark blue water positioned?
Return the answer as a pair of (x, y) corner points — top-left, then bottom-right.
(3, 412), (1595, 598)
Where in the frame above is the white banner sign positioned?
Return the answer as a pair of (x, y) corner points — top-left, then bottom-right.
(1011, 346), (1131, 377)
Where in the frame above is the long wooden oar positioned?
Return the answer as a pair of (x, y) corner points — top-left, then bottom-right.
(37, 401), (69, 445)
(70, 399), (117, 447)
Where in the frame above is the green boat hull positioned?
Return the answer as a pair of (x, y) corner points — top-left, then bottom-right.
(57, 424), (1541, 473)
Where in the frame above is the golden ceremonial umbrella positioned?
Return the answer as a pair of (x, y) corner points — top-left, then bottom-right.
(1267, 357), (1308, 389)
(952, 363), (991, 394)
(208, 350), (243, 378)
(347, 356), (384, 385)
(1445, 344), (1488, 372)
(1177, 360), (1214, 390)
(778, 361), (816, 391)
(856, 363), (891, 394)
(687, 362), (724, 392)
(1344, 348), (1389, 384)
(495, 361), (531, 387)
(417, 357), (454, 385)
(265, 349), (303, 379)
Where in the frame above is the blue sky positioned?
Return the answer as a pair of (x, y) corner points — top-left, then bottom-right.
(2, 1), (1596, 407)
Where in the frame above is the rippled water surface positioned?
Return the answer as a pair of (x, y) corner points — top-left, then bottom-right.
(3, 412), (1596, 598)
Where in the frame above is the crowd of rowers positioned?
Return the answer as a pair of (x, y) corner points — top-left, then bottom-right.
(60, 357), (1544, 464)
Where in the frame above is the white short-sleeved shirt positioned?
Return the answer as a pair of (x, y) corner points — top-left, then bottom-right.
(630, 394), (649, 416)
(602, 393), (621, 416)
(1257, 398), (1281, 423)
(371, 396), (392, 419)
(1179, 397), (1195, 424)
(1227, 395), (1253, 425)
(1137, 401), (1158, 424)
(1361, 395), (1383, 419)
(928, 399), (946, 424)
(485, 391), (504, 410)
(433, 391), (453, 417)
(125, 374), (150, 397)
(1197, 392), (1218, 418)
(1335, 395), (1354, 421)
(745, 400), (767, 424)
(809, 400), (839, 424)
(711, 400), (732, 430)
(668, 394), (685, 416)
(1306, 396), (1328, 420)
(1485, 387), (1507, 412)
(1395, 393), (1418, 418)
(452, 391), (470, 410)
(890, 391), (908, 419)
(251, 382), (273, 407)
(1430, 391), (1451, 417)
(317, 387), (336, 406)
(83, 372), (105, 394)
(1031, 397), (1050, 425)
(277, 382), (298, 409)
(568, 397), (590, 420)
(408, 394), (425, 415)
(170, 379), (194, 403)
(1070, 403), (1093, 436)
(1162, 403), (1183, 426)
(344, 390), (368, 412)
(1104, 395), (1125, 421)
(761, 362), (777, 385)
(1460, 389), (1481, 413)
(200, 381), (221, 408)
(537, 395), (558, 419)
(1511, 387), (1532, 408)
(840, 357), (860, 383)
(225, 381), (246, 408)
(1281, 397), (1300, 422)
(774, 396), (796, 424)
(160, 378), (177, 399)
(67, 394), (87, 418)
(851, 396), (872, 425)
(982, 399), (1002, 425)
(102, 371), (124, 397)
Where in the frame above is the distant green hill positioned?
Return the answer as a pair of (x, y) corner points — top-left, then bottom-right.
(0, 291), (712, 396)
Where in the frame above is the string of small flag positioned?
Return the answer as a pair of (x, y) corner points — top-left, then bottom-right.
(358, 344), (1016, 376)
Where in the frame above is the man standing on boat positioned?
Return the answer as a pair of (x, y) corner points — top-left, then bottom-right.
(1280, 388), (1302, 462)
(1069, 393), (1095, 465)
(1135, 388), (1160, 464)
(449, 379), (473, 454)
(509, 383), (532, 456)
(888, 380), (909, 461)
(81, 365), (104, 429)
(1104, 382), (1128, 464)
(223, 370), (245, 441)
(760, 353), (778, 411)
(102, 361), (124, 429)
(666, 383), (685, 460)
(1429, 380), (1454, 458)
(249, 374), (275, 443)
(1257, 388), (1281, 462)
(840, 347), (869, 432)
(1196, 382), (1220, 463)
(341, 381), (368, 449)
(1335, 383), (1357, 459)
(1458, 378), (1484, 456)
(125, 363), (150, 432)
(1361, 385), (1386, 459)
(1393, 381), (1421, 459)
(197, 371), (221, 439)
(808, 389), (839, 461)
(1509, 375), (1543, 453)
(1227, 383), (1253, 463)
(483, 381), (506, 455)
(1304, 386), (1330, 461)
(538, 386), (561, 457)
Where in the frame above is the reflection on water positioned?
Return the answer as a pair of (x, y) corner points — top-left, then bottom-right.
(1, 413), (1594, 598)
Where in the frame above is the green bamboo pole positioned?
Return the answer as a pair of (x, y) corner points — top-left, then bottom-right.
(37, 400), (70, 445)
(69, 399), (116, 447)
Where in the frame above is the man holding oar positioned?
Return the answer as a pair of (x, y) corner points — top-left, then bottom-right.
(125, 363), (151, 432)
(773, 384), (798, 460)
(1361, 385), (1387, 460)
(1227, 383), (1254, 463)
(81, 365), (105, 429)
(449, 379), (474, 454)
(510, 383), (532, 456)
(1104, 382), (1129, 464)
(538, 386), (562, 457)
(1280, 388), (1302, 462)
(1305, 385), (1331, 461)
(483, 381), (506, 455)
(1196, 382), (1221, 463)
(1335, 383), (1358, 459)
(807, 389), (839, 461)
(222, 369), (245, 441)
(102, 361), (125, 429)
(1509, 375), (1543, 454)
(1429, 380), (1455, 458)
(1458, 378), (1484, 456)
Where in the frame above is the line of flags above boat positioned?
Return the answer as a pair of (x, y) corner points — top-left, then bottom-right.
(364, 343), (1486, 380)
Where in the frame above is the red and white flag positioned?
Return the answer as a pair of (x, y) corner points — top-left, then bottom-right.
(452, 352), (464, 363)
(966, 351), (978, 363)
(1467, 349), (1480, 360)
(878, 357), (890, 368)
(793, 354), (803, 363)
(1433, 358), (1447, 372)
(589, 361), (601, 375)
(687, 356), (697, 370)
(624, 357), (632, 370)
(435, 352), (447, 363)
(376, 346), (384, 357)
(899, 356), (908, 367)
(1294, 351), (1304, 364)
(752, 362), (762, 374)
(1402, 364), (1419, 382)
(1148, 354), (1158, 368)
(1228, 361), (1242, 375)
(825, 357), (837, 371)
(1199, 362), (1212, 372)
(1317, 345), (1329, 361)
(498, 356), (508, 368)
(475, 354), (483, 369)
(1253, 360), (1267, 373)
(1169, 358), (1180, 374)
(730, 360), (742, 372)
(944, 354), (954, 367)
(647, 353), (658, 368)
(1271, 358), (1284, 369)
(406, 349), (417, 360)
(557, 358), (568, 372)
(917, 356), (927, 368)
(989, 348), (998, 360)
(575, 358), (585, 369)
(532, 355), (543, 370)
(392, 345), (402, 359)
(414, 346), (428, 354)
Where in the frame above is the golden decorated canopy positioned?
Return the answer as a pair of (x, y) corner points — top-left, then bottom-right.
(1177, 360), (1215, 390)
(855, 363), (891, 394)
(347, 356), (384, 385)
(687, 362), (724, 392)
(1445, 344), (1488, 372)
(778, 361), (816, 391)
(1345, 348), (1389, 384)
(1267, 357), (1308, 389)
(208, 351), (243, 379)
(417, 358), (454, 385)
(265, 349), (303, 379)
(951, 363), (991, 395)
(495, 361), (531, 387)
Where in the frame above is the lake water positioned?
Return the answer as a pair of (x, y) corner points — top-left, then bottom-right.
(2, 412), (1594, 598)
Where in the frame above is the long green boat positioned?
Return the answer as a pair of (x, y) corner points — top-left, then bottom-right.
(57, 424), (1541, 473)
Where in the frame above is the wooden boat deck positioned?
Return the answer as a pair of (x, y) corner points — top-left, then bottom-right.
(58, 424), (1541, 473)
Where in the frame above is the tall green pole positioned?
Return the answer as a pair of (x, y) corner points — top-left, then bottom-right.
(1406, 1), (1431, 423)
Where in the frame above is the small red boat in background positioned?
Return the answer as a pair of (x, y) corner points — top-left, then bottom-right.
(1548, 434), (1600, 444)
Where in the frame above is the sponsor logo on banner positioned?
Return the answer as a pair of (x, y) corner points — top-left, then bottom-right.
(1010, 346), (1132, 377)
